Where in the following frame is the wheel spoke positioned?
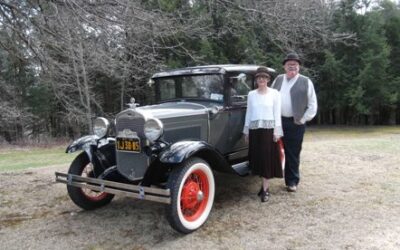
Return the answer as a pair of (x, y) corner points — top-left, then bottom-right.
(80, 164), (107, 201)
(180, 168), (210, 221)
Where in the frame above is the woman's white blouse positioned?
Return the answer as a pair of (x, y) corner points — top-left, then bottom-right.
(243, 88), (283, 137)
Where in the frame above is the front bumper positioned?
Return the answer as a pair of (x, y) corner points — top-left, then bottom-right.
(55, 172), (171, 204)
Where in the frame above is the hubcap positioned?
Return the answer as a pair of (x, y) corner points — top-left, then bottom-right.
(181, 180), (200, 209)
(197, 191), (204, 201)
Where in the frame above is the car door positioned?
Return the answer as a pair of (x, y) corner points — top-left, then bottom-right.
(225, 72), (254, 162)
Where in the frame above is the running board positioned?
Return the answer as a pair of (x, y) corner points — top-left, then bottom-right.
(231, 161), (250, 176)
(55, 172), (171, 204)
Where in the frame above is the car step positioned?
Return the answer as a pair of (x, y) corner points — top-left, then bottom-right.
(55, 172), (171, 204)
(231, 161), (250, 176)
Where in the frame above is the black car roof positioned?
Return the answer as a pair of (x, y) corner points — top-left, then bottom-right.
(151, 64), (275, 78)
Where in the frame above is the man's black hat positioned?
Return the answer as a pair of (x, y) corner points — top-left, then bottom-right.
(283, 52), (301, 65)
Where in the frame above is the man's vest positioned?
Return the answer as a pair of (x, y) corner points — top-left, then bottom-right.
(273, 74), (309, 123)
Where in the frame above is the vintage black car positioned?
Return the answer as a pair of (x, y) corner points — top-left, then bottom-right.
(55, 64), (282, 234)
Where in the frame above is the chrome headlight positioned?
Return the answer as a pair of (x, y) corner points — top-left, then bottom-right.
(93, 117), (110, 138)
(144, 118), (163, 142)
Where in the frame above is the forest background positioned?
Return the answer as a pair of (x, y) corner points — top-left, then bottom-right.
(1, 0), (400, 143)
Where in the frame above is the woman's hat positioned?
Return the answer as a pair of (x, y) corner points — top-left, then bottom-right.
(255, 66), (271, 78)
(282, 52), (301, 65)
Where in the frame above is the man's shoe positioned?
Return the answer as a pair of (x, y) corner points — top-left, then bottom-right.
(287, 185), (297, 192)
(260, 189), (270, 202)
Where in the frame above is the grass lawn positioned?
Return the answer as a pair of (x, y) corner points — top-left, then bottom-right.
(1, 126), (399, 172)
(306, 125), (400, 137)
(306, 125), (400, 153)
(0, 146), (75, 172)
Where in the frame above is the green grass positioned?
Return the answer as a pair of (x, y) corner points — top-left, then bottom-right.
(0, 146), (75, 172)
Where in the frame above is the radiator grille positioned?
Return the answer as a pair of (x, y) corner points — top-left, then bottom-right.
(116, 114), (145, 138)
(115, 110), (149, 181)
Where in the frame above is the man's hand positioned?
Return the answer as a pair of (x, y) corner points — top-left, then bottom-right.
(295, 117), (306, 125)
(294, 120), (303, 125)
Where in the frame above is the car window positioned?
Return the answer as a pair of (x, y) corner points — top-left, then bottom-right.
(159, 79), (176, 100)
(229, 73), (253, 104)
(156, 74), (224, 102)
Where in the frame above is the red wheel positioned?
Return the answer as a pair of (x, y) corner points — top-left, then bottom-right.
(180, 169), (210, 221)
(167, 157), (215, 234)
(67, 153), (114, 210)
(79, 164), (109, 201)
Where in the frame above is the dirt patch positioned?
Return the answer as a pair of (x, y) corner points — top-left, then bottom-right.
(1, 131), (400, 249)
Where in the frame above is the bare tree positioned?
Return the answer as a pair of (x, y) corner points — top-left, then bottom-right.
(0, 0), (361, 141)
(201, 0), (356, 61)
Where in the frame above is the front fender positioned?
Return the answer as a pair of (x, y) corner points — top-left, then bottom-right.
(66, 136), (116, 176)
(159, 141), (233, 174)
(159, 141), (211, 164)
(66, 135), (115, 154)
(66, 135), (99, 154)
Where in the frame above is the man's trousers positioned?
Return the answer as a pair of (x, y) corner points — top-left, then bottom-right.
(282, 117), (306, 187)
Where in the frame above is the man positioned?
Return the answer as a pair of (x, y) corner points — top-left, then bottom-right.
(271, 52), (317, 192)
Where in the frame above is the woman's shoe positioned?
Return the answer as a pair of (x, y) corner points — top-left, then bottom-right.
(260, 189), (270, 202)
(257, 186), (263, 197)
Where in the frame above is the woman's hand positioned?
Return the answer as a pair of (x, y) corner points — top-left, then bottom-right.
(244, 134), (249, 144)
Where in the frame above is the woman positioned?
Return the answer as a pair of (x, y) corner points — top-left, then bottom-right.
(243, 66), (283, 202)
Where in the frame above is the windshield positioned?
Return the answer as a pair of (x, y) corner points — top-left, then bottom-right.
(154, 74), (224, 102)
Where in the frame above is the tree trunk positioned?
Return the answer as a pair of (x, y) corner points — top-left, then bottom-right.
(78, 42), (92, 132)
(334, 108), (342, 125)
(388, 107), (396, 125)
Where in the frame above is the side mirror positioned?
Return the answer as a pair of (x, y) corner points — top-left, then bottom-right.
(237, 73), (246, 81)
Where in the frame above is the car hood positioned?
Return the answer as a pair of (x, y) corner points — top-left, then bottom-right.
(137, 102), (210, 119)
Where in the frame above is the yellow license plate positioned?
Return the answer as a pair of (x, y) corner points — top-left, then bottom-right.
(116, 137), (141, 152)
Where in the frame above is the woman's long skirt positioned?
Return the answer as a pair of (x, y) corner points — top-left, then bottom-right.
(248, 128), (283, 179)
